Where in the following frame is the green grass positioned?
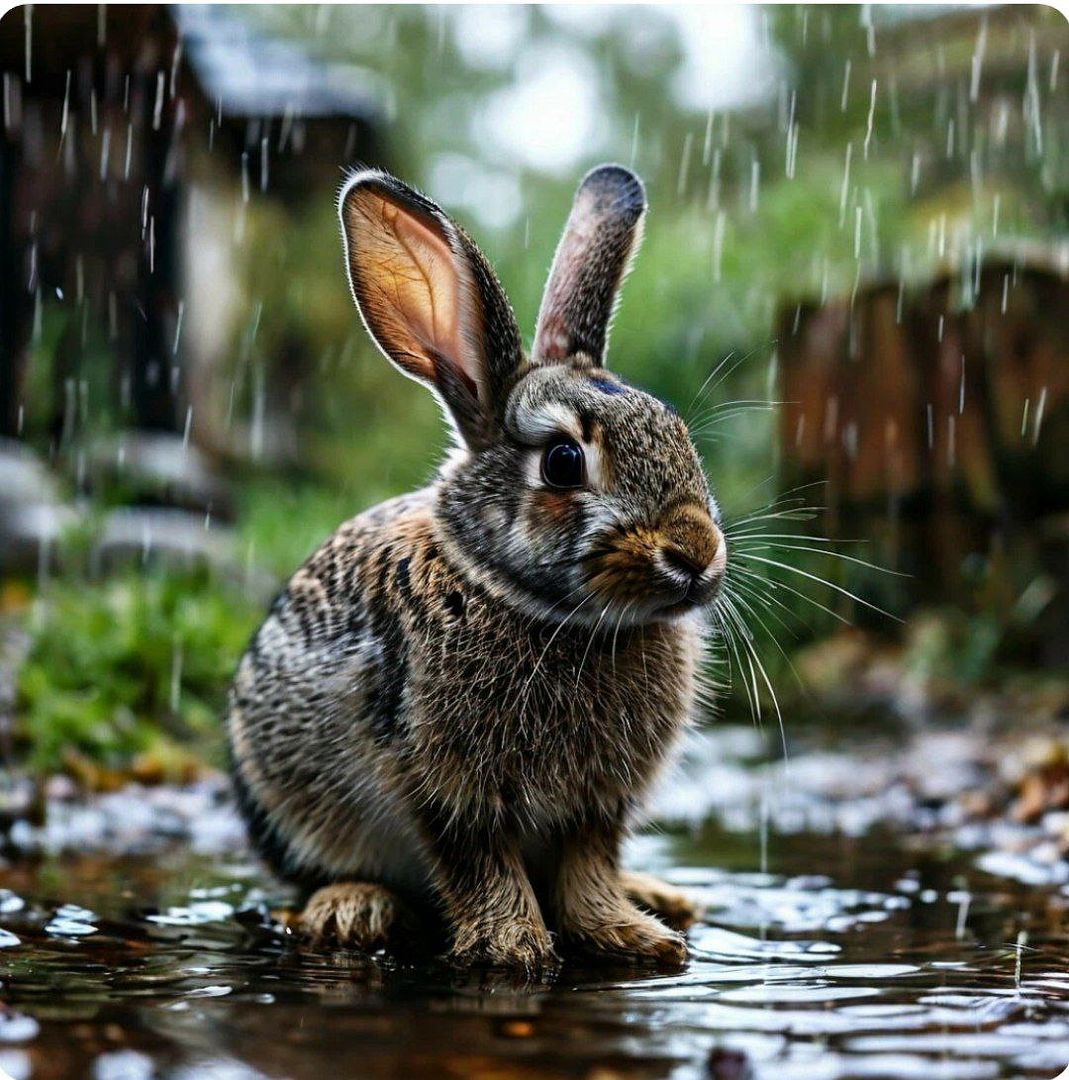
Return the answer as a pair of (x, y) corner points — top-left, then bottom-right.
(15, 570), (261, 776)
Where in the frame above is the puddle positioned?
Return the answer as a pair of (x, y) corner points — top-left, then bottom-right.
(1, 728), (1068, 1079)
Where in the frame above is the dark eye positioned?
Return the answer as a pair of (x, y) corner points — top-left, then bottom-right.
(541, 438), (585, 489)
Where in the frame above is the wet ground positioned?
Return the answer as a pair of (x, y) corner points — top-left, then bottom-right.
(1, 726), (1068, 1080)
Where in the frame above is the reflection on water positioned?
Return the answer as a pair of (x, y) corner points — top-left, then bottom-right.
(1, 726), (1068, 1078)
(1, 823), (1067, 1080)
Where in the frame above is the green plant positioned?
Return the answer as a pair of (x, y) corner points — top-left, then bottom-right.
(15, 570), (261, 774)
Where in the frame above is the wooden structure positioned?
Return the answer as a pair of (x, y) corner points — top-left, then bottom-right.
(777, 255), (1069, 656)
(0, 5), (378, 449)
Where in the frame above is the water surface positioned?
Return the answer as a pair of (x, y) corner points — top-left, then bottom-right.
(1, 728), (1067, 1079)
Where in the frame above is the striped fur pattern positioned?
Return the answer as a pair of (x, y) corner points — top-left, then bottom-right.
(227, 164), (725, 969)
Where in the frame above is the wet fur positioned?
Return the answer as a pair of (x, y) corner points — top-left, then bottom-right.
(228, 165), (717, 968)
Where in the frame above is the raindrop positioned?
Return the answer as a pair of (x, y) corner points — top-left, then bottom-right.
(1014, 929), (1028, 994)
(1033, 386), (1047, 446)
(1021, 398), (1031, 438)
(97, 3), (106, 47)
(260, 135), (268, 193)
(863, 79), (876, 159)
(838, 142), (852, 227)
(251, 366), (265, 460)
(152, 70), (164, 131)
(24, 5), (32, 83)
(170, 639), (183, 712)
(1025, 29), (1043, 156)
(844, 420), (858, 460)
(60, 69), (70, 140)
(712, 211), (725, 284)
(784, 90), (797, 178)
(241, 150), (250, 203)
(170, 41), (182, 100)
(749, 156), (760, 213)
(861, 4), (875, 57)
(173, 300), (184, 355)
(840, 59), (851, 112)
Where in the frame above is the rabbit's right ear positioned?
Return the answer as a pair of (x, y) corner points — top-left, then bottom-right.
(339, 169), (522, 448)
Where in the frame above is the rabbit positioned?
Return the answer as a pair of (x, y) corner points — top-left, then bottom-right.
(226, 162), (726, 970)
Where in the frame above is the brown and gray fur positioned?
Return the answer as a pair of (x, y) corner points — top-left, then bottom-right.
(227, 164), (726, 969)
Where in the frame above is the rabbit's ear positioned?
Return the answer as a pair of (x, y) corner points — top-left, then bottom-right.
(340, 169), (521, 447)
(533, 164), (646, 367)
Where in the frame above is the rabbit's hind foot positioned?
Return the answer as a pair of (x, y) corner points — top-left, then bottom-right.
(620, 870), (702, 930)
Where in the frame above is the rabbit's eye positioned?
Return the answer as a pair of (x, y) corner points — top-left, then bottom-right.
(541, 438), (585, 489)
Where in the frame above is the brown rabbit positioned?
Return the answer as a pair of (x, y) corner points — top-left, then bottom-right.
(227, 164), (726, 969)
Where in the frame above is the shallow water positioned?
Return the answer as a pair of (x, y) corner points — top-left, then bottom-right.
(1, 818), (1068, 1079)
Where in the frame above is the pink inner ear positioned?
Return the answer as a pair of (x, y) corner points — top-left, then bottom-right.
(345, 186), (485, 400)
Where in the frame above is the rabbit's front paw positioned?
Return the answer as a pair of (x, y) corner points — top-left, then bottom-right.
(298, 882), (401, 949)
(565, 903), (688, 967)
(448, 917), (558, 971)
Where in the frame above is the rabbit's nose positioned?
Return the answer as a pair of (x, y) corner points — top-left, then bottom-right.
(661, 545), (711, 581)
(656, 512), (726, 599)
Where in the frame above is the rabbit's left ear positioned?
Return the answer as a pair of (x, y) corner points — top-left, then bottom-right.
(340, 169), (522, 447)
(533, 164), (646, 367)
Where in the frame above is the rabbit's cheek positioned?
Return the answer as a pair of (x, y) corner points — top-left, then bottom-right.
(529, 488), (576, 526)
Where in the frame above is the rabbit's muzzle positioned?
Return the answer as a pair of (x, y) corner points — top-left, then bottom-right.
(586, 503), (725, 616)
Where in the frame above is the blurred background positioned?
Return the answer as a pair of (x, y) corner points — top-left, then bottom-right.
(0, 3), (1066, 788)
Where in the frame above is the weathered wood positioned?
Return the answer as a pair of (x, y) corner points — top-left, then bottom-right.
(0, 4), (380, 457)
(777, 258), (1069, 610)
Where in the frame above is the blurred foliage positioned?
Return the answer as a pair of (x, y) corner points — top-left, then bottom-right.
(15, 571), (260, 775)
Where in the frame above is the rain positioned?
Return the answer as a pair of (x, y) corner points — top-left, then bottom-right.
(0, 4), (1067, 1079)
